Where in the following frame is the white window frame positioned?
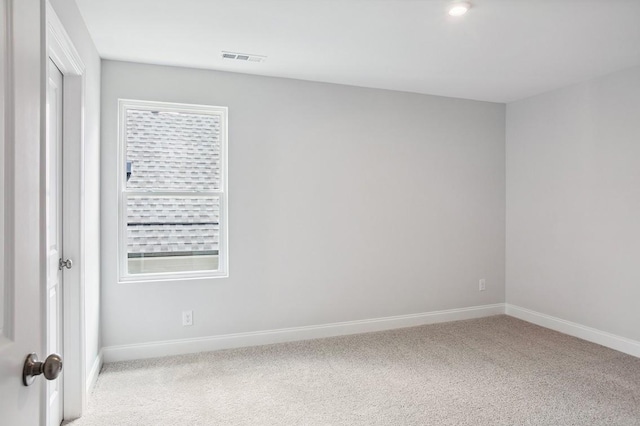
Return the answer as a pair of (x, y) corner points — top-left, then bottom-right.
(117, 99), (229, 282)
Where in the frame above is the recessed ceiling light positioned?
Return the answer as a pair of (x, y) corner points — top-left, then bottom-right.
(449, 1), (471, 17)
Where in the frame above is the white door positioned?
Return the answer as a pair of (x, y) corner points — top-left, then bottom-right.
(46, 58), (65, 426)
(0, 0), (48, 425)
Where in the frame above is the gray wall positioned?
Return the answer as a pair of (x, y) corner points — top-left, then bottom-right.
(49, 0), (101, 385)
(101, 60), (505, 347)
(506, 65), (640, 341)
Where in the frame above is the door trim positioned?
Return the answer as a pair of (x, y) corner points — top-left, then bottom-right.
(45, 2), (87, 420)
(0, 0), (12, 352)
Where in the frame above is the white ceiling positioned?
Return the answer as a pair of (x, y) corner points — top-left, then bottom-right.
(75, 0), (640, 103)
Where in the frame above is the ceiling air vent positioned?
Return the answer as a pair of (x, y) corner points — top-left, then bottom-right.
(221, 51), (266, 63)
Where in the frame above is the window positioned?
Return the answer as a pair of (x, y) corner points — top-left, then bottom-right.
(118, 100), (228, 281)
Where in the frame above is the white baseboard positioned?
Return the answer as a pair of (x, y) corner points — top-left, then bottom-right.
(98, 303), (639, 365)
(102, 303), (505, 363)
(505, 304), (640, 358)
(86, 349), (103, 394)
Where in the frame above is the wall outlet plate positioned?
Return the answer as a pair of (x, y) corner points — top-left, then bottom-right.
(182, 310), (193, 326)
(479, 279), (486, 291)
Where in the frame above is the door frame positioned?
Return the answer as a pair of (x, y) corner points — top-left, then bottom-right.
(45, 2), (87, 420)
(0, 0), (11, 353)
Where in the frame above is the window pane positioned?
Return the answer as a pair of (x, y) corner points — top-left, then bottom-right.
(126, 109), (221, 191)
(126, 195), (220, 275)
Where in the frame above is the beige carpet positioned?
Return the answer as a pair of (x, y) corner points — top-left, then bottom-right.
(67, 316), (640, 425)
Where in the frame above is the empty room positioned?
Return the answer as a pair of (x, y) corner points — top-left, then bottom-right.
(1, 0), (639, 425)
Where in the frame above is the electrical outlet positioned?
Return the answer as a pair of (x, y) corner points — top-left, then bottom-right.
(182, 310), (193, 326)
(479, 279), (486, 291)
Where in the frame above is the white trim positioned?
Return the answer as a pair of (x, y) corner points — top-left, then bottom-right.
(46, 5), (84, 74)
(101, 303), (640, 364)
(86, 350), (103, 395)
(46, 2), (87, 420)
(0, 0), (9, 349)
(116, 99), (229, 283)
(103, 303), (505, 362)
(505, 304), (640, 358)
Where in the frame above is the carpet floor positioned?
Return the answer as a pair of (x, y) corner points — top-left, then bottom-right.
(66, 315), (640, 425)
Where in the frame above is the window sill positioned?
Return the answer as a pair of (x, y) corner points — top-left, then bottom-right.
(117, 272), (229, 285)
